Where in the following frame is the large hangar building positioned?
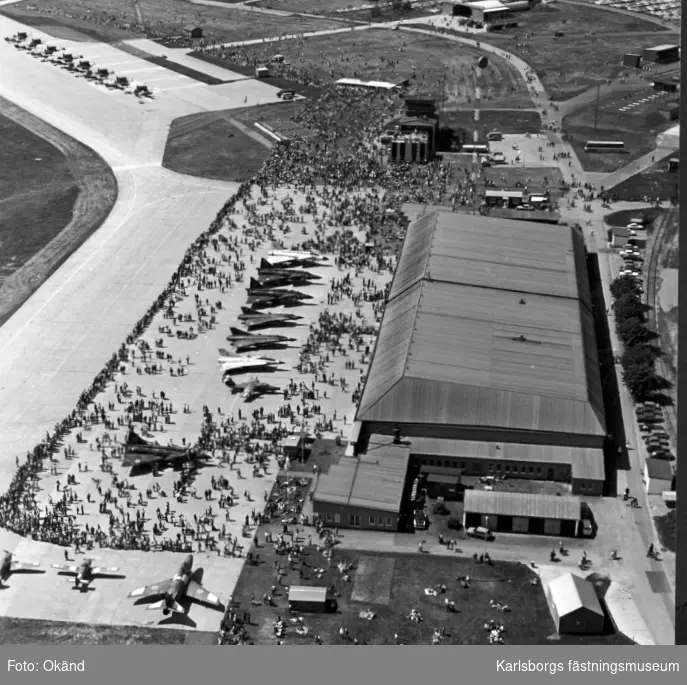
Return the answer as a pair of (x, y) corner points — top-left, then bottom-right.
(352, 209), (607, 497)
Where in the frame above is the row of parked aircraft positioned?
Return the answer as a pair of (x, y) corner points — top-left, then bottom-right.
(6, 33), (153, 97)
(1, 551), (221, 617)
(216, 250), (327, 398)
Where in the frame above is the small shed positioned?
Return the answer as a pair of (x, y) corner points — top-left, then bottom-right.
(610, 226), (631, 248)
(653, 78), (678, 93)
(623, 53), (641, 68)
(282, 435), (310, 460)
(668, 157), (679, 171)
(288, 586), (331, 613)
(425, 473), (460, 500)
(256, 66), (269, 78)
(183, 25), (203, 39)
(545, 574), (605, 634)
(644, 458), (673, 495)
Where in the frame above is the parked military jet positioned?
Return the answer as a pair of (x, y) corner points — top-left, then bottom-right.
(267, 249), (326, 263)
(218, 351), (286, 375)
(52, 557), (122, 590)
(246, 279), (313, 299)
(246, 289), (310, 309)
(128, 555), (222, 616)
(224, 328), (296, 352)
(0, 551), (44, 585)
(121, 429), (194, 468)
(257, 260), (322, 280)
(237, 306), (303, 330)
(225, 376), (281, 400)
(250, 271), (318, 289)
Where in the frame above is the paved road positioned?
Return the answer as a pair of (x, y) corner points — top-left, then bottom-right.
(0, 15), (241, 473)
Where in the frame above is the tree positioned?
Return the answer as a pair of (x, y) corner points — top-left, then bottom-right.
(614, 292), (645, 325)
(402, 0), (413, 10)
(617, 317), (651, 347)
(610, 274), (641, 300)
(621, 342), (657, 369)
(391, 0), (403, 11)
(370, 5), (382, 18)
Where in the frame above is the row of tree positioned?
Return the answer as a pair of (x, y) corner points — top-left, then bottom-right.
(610, 275), (671, 403)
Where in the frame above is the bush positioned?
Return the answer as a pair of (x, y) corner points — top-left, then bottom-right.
(447, 517), (463, 531)
(370, 5), (382, 17)
(401, 0), (413, 10)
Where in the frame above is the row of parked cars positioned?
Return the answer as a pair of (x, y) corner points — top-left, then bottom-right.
(5, 32), (153, 98)
(636, 402), (672, 460)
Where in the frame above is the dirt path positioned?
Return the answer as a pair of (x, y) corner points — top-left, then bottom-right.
(0, 97), (118, 327)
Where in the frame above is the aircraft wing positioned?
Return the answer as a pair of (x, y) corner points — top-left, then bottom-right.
(128, 578), (173, 600)
(11, 560), (40, 571)
(186, 580), (221, 607)
(52, 563), (79, 574)
(92, 565), (120, 576)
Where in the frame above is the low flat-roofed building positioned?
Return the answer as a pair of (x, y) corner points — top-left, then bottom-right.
(312, 436), (410, 531)
(463, 490), (582, 537)
(645, 458), (673, 495)
(287, 585), (333, 613)
(410, 438), (604, 495)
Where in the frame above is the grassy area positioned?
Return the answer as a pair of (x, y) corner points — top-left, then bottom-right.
(0, 97), (118, 328)
(562, 103), (674, 173)
(162, 110), (272, 183)
(2, 0), (347, 44)
(198, 28), (533, 108)
(440, 109), (541, 138)
(0, 111), (78, 285)
(604, 206), (665, 228)
(254, 0), (376, 12)
(468, 2), (674, 101)
(230, 545), (557, 644)
(608, 152), (679, 202)
(0, 617), (216, 644)
(655, 510), (676, 553)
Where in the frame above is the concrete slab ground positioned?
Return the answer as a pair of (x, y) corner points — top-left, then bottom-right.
(0, 529), (234, 631)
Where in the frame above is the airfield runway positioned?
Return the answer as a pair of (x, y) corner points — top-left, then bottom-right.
(0, 13), (287, 479)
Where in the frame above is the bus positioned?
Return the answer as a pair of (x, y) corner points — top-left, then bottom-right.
(462, 143), (490, 154)
(486, 131), (503, 141)
(584, 141), (625, 152)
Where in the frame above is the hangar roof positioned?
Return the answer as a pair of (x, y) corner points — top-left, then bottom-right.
(356, 210), (605, 439)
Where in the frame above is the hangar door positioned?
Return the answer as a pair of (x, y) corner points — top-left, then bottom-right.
(544, 519), (562, 536)
(512, 517), (528, 533)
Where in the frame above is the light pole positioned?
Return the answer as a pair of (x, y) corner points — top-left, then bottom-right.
(483, 515), (490, 556)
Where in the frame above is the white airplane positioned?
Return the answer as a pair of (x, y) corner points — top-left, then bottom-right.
(218, 351), (286, 375)
(266, 249), (327, 266)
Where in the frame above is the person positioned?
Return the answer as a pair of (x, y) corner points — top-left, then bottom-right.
(647, 543), (654, 558)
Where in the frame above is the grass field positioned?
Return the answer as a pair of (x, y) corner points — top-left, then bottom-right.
(0, 97), (117, 328)
(0, 617), (217, 645)
(562, 103), (674, 173)
(440, 109), (541, 138)
(162, 110), (273, 183)
(608, 152), (679, 201)
(604, 206), (665, 228)
(201, 28), (532, 108)
(463, 2), (674, 101)
(229, 543), (630, 644)
(2, 0), (347, 45)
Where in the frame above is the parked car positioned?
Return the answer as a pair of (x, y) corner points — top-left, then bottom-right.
(466, 526), (494, 541)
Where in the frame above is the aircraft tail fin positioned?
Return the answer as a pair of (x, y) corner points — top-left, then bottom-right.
(260, 258), (273, 269)
(249, 277), (261, 290)
(229, 327), (249, 336)
(240, 306), (253, 315)
(218, 348), (234, 359)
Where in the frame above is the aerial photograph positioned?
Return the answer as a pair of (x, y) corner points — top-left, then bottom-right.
(0, 0), (679, 647)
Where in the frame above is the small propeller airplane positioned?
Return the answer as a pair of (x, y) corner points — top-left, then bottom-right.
(52, 557), (123, 590)
(0, 551), (44, 586)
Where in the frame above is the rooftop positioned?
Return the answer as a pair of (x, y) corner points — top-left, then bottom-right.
(312, 435), (409, 512)
(646, 458), (672, 480)
(410, 438), (605, 481)
(464, 490), (582, 520)
(547, 574), (604, 618)
(356, 210), (605, 439)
